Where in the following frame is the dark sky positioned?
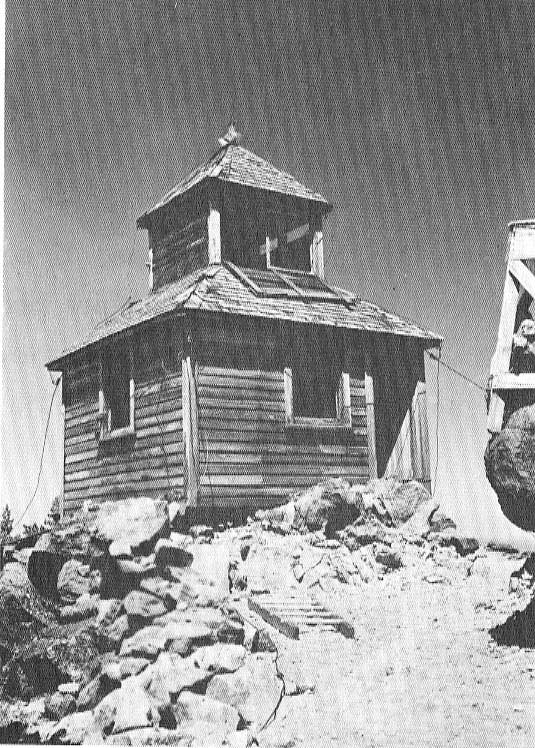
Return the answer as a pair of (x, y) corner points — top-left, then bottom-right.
(4, 0), (535, 544)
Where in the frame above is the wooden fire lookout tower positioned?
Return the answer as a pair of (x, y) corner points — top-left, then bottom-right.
(47, 135), (441, 517)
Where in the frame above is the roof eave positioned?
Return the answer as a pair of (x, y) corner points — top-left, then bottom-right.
(137, 178), (333, 229)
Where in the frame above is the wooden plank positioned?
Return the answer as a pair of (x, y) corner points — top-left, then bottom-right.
(197, 396), (284, 412)
(197, 461), (369, 476)
(248, 597), (300, 639)
(135, 410), (181, 429)
(198, 440), (368, 455)
(197, 366), (284, 381)
(136, 375), (182, 396)
(509, 258), (535, 300)
(65, 442), (184, 468)
(200, 475), (263, 487)
(64, 475), (183, 499)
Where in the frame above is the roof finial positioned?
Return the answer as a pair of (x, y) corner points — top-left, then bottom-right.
(218, 122), (242, 147)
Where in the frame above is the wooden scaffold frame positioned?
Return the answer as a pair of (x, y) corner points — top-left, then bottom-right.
(488, 220), (535, 433)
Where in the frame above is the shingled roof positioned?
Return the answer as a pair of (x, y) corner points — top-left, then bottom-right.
(47, 265), (441, 369)
(137, 144), (332, 228)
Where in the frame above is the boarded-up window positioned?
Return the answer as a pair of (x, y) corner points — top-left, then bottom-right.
(103, 344), (131, 431)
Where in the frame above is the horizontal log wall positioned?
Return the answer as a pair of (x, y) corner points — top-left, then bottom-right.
(195, 364), (369, 509)
(63, 329), (183, 514)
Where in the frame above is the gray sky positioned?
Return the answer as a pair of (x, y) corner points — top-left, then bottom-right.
(4, 0), (535, 544)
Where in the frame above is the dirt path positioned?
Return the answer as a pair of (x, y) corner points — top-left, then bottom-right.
(244, 548), (535, 747)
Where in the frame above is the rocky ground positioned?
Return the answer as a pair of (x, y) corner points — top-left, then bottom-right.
(0, 479), (534, 746)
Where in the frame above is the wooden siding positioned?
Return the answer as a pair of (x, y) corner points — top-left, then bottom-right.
(192, 312), (370, 509)
(195, 365), (369, 508)
(152, 215), (208, 290)
(63, 327), (183, 514)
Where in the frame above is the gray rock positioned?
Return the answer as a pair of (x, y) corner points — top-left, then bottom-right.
(45, 691), (76, 721)
(437, 532), (479, 556)
(57, 560), (100, 604)
(206, 653), (283, 728)
(190, 525), (214, 541)
(428, 510), (456, 533)
(340, 520), (390, 549)
(109, 540), (132, 559)
(294, 479), (356, 533)
(97, 614), (130, 653)
(57, 682), (81, 696)
(116, 657), (150, 679)
(216, 620), (245, 645)
(27, 516), (103, 599)
(46, 710), (100, 745)
(95, 598), (122, 627)
(140, 577), (178, 609)
(121, 590), (168, 626)
(154, 539), (193, 569)
(362, 479), (436, 528)
(140, 652), (211, 704)
(91, 496), (170, 555)
(113, 684), (156, 734)
(190, 644), (246, 674)
(174, 691), (240, 732)
(166, 622), (214, 656)
(59, 593), (99, 623)
(76, 667), (120, 711)
(375, 548), (403, 570)
(119, 625), (168, 660)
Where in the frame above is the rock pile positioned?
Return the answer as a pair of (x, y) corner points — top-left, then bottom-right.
(0, 496), (284, 746)
(0, 480), (482, 745)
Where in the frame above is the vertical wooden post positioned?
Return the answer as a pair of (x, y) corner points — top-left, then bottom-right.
(207, 202), (221, 264)
(182, 323), (199, 506)
(310, 214), (324, 279)
(61, 401), (66, 519)
(409, 345), (431, 491)
(364, 348), (378, 480)
(283, 367), (293, 425)
(98, 353), (107, 438)
(148, 247), (154, 292)
(129, 341), (135, 431)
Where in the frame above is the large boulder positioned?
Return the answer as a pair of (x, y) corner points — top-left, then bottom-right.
(27, 518), (96, 598)
(57, 559), (101, 604)
(173, 691), (241, 733)
(293, 479), (358, 533)
(205, 653), (283, 728)
(91, 497), (170, 555)
(360, 479), (437, 528)
(139, 651), (211, 704)
(485, 403), (535, 531)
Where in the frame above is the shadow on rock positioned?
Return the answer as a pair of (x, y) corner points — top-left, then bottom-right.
(490, 595), (535, 648)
